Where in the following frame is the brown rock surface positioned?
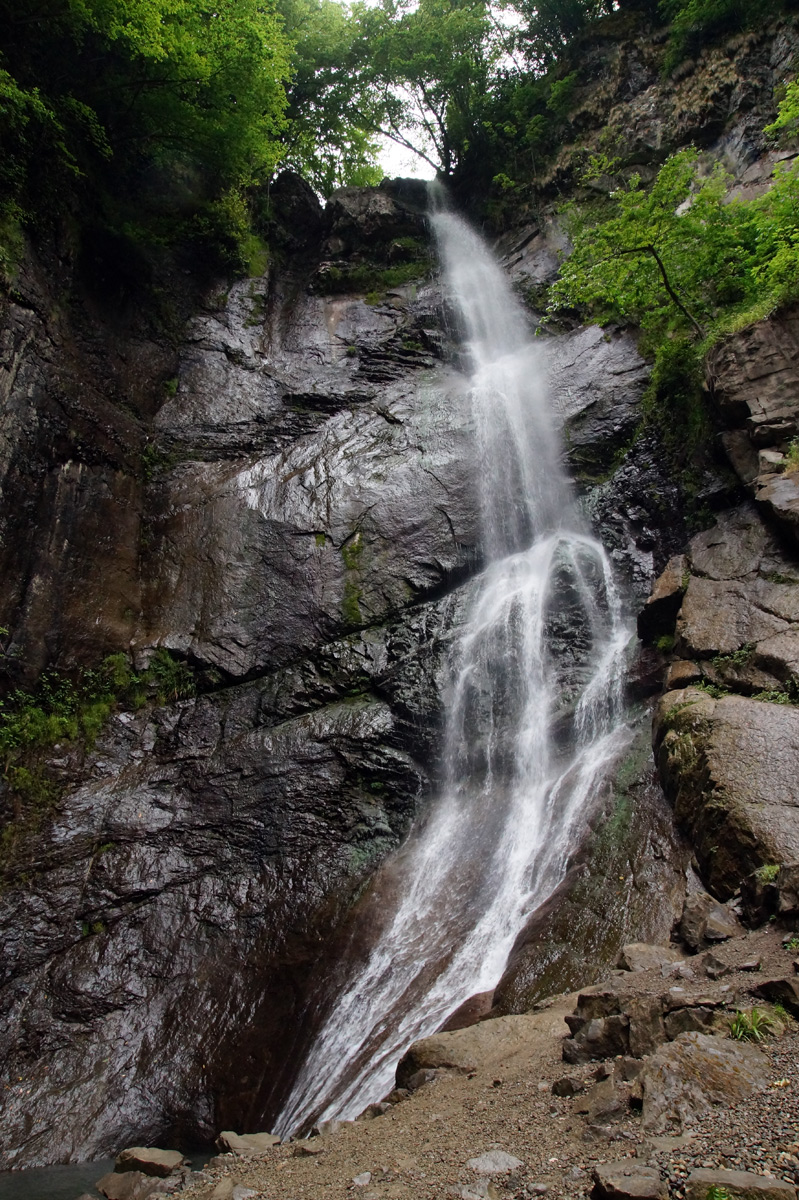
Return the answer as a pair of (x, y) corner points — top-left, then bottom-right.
(216, 1132), (280, 1156)
(116, 1148), (187, 1177)
(641, 1031), (769, 1132)
(685, 1167), (797, 1199)
(638, 555), (689, 643)
(593, 1161), (667, 1199)
(617, 944), (685, 974)
(654, 688), (799, 898)
(708, 306), (799, 444)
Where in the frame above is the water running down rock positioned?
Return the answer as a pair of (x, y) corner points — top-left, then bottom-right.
(275, 202), (634, 1136)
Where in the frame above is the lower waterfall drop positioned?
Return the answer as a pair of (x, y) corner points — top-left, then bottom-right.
(275, 205), (633, 1137)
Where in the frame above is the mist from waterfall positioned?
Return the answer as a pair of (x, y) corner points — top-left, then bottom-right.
(274, 204), (632, 1137)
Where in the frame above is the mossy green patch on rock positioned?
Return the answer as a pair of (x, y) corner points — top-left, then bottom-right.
(341, 531), (365, 627)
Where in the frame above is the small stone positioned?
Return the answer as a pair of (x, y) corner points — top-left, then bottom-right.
(466, 1150), (524, 1175)
(552, 1074), (584, 1097)
(294, 1140), (325, 1156)
(216, 1131), (280, 1156)
(741, 959), (763, 973)
(352, 1172), (372, 1187)
(456, 1181), (500, 1200)
(703, 953), (732, 980)
(593, 1161), (667, 1198)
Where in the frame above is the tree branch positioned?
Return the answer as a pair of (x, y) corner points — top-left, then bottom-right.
(615, 243), (705, 338)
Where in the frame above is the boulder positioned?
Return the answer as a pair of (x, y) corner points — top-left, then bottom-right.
(751, 976), (799, 1017)
(627, 995), (667, 1058)
(777, 864), (799, 916)
(664, 660), (702, 690)
(641, 1031), (769, 1132)
(703, 952), (732, 980)
(397, 1011), (549, 1086)
(637, 556), (688, 643)
(617, 944), (685, 973)
(592, 1161), (668, 1199)
(756, 471), (799, 548)
(215, 1131), (279, 1156)
(96, 1172), (159, 1200)
(577, 1076), (627, 1122)
(679, 892), (743, 951)
(708, 306), (799, 444)
(563, 1014), (630, 1064)
(685, 1168), (797, 1199)
(663, 1006), (718, 1040)
(655, 691), (799, 899)
(115, 1148), (187, 1177)
(466, 1150), (523, 1175)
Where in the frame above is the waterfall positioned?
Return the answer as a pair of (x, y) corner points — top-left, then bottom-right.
(274, 205), (632, 1137)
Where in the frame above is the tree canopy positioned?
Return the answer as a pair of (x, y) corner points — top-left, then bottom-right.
(1, 0), (796, 274)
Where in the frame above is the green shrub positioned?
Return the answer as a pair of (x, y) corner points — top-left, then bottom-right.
(0, 648), (198, 856)
(729, 1007), (774, 1042)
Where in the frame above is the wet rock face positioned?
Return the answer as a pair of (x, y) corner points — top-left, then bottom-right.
(0, 593), (465, 1166)
(140, 278), (477, 677)
(0, 175), (682, 1166)
(493, 723), (690, 1014)
(0, 183), (484, 1167)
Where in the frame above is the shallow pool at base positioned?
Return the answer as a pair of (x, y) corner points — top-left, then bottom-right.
(0, 1157), (114, 1200)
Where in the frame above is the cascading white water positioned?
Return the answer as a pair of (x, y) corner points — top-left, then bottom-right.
(275, 205), (633, 1137)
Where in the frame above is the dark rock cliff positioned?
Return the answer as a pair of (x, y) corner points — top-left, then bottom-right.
(1, 13), (798, 1167)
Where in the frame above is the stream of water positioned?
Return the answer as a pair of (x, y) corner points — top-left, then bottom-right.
(275, 203), (633, 1137)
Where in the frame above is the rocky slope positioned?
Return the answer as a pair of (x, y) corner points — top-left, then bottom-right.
(111, 925), (799, 1200)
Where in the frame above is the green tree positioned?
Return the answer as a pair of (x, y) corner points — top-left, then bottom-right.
(353, 0), (500, 176)
(278, 0), (384, 195)
(548, 149), (799, 346)
(0, 0), (292, 247)
(766, 75), (799, 141)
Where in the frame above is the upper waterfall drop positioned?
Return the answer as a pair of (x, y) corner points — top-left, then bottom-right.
(274, 202), (633, 1138)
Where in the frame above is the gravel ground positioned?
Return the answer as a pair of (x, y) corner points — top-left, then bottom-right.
(173, 925), (799, 1200)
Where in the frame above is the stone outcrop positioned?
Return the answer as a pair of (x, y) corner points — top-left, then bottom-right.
(640, 1031), (770, 1133)
(3, 13), (798, 1171)
(642, 498), (799, 901)
(561, 978), (737, 1066)
(655, 689), (799, 899)
(0, 164), (683, 1166)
